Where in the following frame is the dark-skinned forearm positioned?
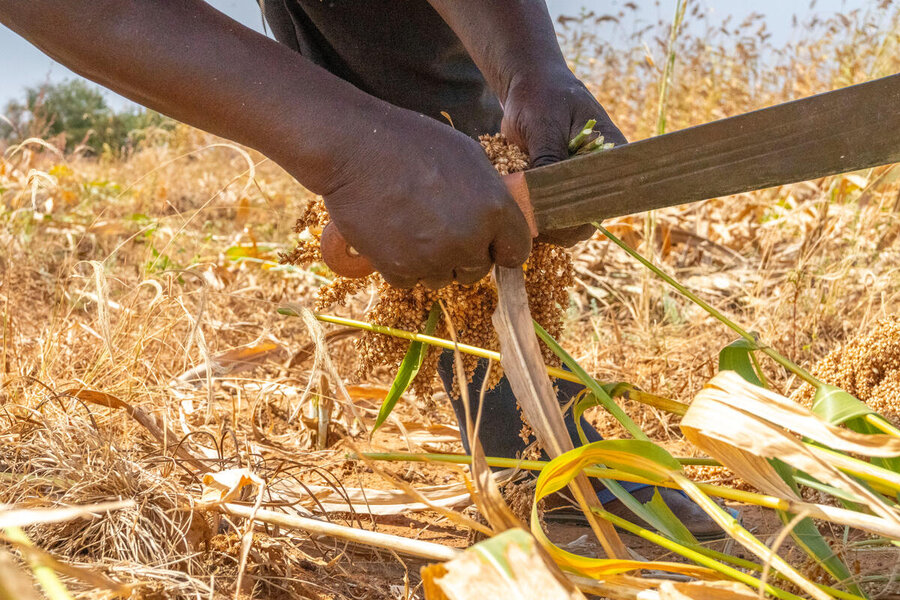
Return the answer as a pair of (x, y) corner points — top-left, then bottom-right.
(426, 0), (569, 104)
(0, 0), (387, 194)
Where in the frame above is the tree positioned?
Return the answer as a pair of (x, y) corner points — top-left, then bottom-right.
(0, 79), (172, 154)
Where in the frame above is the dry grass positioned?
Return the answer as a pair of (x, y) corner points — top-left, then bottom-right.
(1, 2), (900, 598)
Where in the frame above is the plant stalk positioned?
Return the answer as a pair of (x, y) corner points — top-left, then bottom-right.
(597, 226), (900, 436)
(361, 451), (900, 537)
(279, 307), (689, 416)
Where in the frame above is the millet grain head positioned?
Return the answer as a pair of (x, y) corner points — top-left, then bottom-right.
(281, 134), (573, 397)
(793, 316), (900, 426)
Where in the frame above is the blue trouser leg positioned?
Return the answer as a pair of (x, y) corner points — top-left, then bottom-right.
(437, 351), (648, 504)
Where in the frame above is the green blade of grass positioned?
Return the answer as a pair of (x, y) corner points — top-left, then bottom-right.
(3, 528), (73, 600)
(569, 384), (705, 541)
(644, 488), (698, 545)
(572, 388), (614, 445)
(593, 508), (863, 600)
(372, 302), (440, 432)
(533, 321), (650, 442)
(792, 471), (868, 505)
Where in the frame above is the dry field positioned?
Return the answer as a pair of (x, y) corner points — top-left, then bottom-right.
(1, 4), (900, 599)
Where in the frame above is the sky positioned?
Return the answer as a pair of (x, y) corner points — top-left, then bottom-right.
(0, 0), (866, 111)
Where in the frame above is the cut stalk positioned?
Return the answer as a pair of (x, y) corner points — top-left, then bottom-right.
(218, 503), (460, 562)
(567, 119), (597, 153)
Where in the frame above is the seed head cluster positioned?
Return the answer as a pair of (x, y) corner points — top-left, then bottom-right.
(281, 134), (574, 397)
(793, 316), (900, 426)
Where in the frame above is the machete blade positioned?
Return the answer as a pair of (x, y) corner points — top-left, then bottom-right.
(527, 73), (900, 232)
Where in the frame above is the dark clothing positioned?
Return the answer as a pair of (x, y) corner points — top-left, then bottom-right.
(262, 0), (503, 137)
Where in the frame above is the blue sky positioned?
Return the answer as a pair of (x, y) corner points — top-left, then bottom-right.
(0, 0), (866, 111)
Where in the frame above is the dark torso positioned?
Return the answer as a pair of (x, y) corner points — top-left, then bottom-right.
(262, 0), (502, 137)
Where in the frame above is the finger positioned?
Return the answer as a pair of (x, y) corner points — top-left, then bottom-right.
(490, 215), (533, 268)
(421, 272), (454, 290)
(453, 264), (491, 286)
(536, 223), (596, 247)
(527, 128), (571, 168)
(380, 270), (419, 289)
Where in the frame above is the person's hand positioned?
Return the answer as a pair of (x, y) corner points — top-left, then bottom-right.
(318, 105), (532, 289)
(501, 67), (627, 246)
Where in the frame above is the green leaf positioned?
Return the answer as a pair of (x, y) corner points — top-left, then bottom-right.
(552, 430), (697, 544)
(718, 338), (764, 387)
(812, 384), (900, 473)
(769, 458), (868, 598)
(594, 476), (697, 544)
(534, 321), (649, 442)
(372, 303), (441, 432)
(811, 384), (875, 425)
(224, 245), (275, 261)
(571, 386), (616, 446)
(645, 488), (699, 545)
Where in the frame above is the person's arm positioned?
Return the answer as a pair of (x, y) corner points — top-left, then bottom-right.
(0, 0), (364, 193)
(0, 0), (532, 288)
(428, 1), (627, 245)
(425, 2), (566, 107)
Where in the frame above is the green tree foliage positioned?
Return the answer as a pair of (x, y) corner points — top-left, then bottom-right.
(0, 79), (172, 154)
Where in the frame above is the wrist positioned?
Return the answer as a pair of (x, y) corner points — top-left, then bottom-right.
(266, 85), (393, 197)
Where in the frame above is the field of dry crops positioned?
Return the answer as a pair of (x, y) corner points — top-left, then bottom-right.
(2, 4), (900, 599)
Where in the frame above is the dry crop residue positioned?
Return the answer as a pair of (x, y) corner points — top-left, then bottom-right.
(282, 134), (574, 397)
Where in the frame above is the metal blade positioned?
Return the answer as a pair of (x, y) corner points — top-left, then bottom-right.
(526, 73), (900, 232)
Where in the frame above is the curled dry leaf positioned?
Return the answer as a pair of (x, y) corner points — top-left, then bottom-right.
(171, 337), (288, 388)
(200, 468), (265, 505)
(64, 387), (210, 472)
(493, 265), (626, 559)
(693, 372), (900, 458)
(682, 372), (900, 526)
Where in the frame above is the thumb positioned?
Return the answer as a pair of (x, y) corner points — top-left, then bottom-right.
(490, 208), (533, 268)
(526, 129), (571, 168)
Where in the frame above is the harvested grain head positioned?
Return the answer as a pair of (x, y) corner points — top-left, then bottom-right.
(281, 134), (573, 397)
(793, 316), (900, 426)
